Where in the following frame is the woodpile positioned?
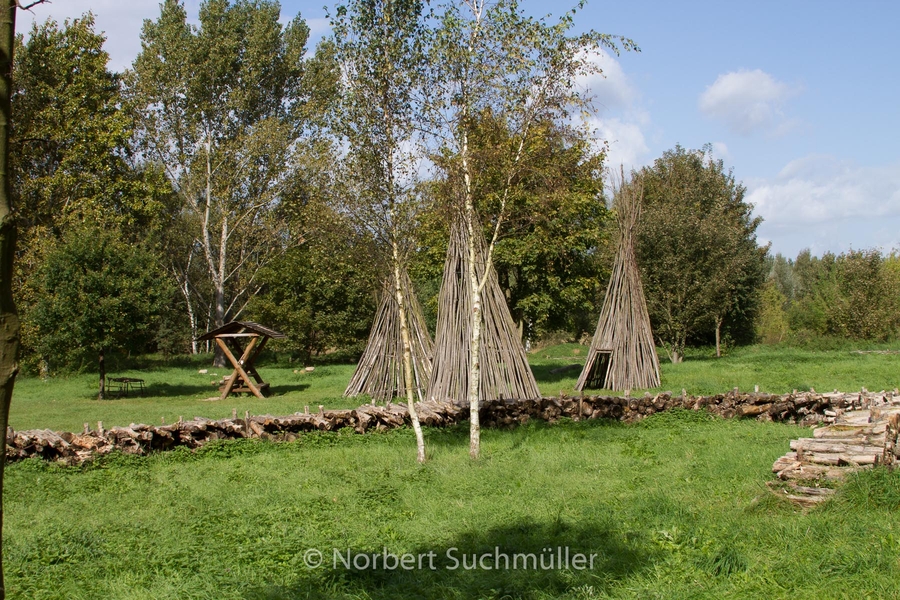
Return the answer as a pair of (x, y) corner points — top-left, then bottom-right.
(8, 388), (900, 467)
(771, 392), (900, 506)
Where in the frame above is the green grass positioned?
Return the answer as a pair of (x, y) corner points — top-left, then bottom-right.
(528, 342), (900, 400)
(6, 412), (900, 599)
(10, 358), (360, 432)
(12, 343), (900, 431)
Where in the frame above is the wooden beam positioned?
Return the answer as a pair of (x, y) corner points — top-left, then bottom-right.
(216, 336), (265, 400)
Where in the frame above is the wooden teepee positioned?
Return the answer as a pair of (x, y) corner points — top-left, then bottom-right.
(576, 177), (660, 392)
(344, 268), (434, 402)
(427, 216), (541, 403)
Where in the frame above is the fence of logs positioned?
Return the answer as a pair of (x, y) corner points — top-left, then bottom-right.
(8, 387), (900, 468)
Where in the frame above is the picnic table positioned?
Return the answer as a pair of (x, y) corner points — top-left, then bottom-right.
(106, 377), (145, 398)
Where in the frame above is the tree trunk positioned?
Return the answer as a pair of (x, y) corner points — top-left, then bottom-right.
(212, 282), (227, 367)
(98, 349), (105, 400)
(392, 246), (426, 463)
(0, 4), (20, 597)
(461, 128), (482, 460)
(715, 316), (722, 358)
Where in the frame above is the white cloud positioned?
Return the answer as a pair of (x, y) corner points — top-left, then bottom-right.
(20, 1), (200, 72)
(748, 155), (900, 256)
(575, 52), (652, 178)
(590, 115), (650, 175)
(577, 51), (638, 114)
(711, 141), (730, 161)
(699, 69), (800, 136)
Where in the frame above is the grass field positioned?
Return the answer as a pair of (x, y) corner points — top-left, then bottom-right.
(7, 412), (900, 599)
(11, 343), (900, 432)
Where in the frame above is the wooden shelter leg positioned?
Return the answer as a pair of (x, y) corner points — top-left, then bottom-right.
(243, 336), (269, 384)
(216, 337), (265, 400)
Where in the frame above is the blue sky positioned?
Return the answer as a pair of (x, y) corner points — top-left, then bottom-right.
(21, 0), (900, 258)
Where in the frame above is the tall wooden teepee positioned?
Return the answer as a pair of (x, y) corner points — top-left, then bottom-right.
(576, 177), (660, 392)
(427, 217), (541, 403)
(344, 268), (433, 402)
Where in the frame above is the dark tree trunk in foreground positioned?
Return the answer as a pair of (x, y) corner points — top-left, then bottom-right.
(0, 2), (49, 596)
(0, 4), (20, 598)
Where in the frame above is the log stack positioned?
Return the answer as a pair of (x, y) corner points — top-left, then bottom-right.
(771, 393), (900, 507)
(7, 388), (900, 467)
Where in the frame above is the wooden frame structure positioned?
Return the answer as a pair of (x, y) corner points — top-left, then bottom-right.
(344, 268), (434, 402)
(427, 217), (541, 403)
(197, 321), (286, 400)
(576, 177), (660, 392)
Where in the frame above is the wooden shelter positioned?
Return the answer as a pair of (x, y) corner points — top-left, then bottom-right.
(427, 217), (541, 403)
(197, 321), (286, 400)
(576, 178), (660, 392)
(344, 268), (434, 402)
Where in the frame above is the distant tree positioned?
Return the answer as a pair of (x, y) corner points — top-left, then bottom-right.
(783, 249), (900, 342)
(11, 14), (169, 244)
(11, 14), (175, 364)
(469, 115), (611, 341)
(756, 280), (789, 344)
(634, 144), (766, 362)
(246, 209), (379, 364)
(129, 0), (337, 363)
(26, 226), (168, 397)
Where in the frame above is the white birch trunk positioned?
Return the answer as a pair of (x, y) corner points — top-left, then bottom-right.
(392, 243), (426, 462)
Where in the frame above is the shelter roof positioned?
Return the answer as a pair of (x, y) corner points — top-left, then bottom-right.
(196, 321), (286, 341)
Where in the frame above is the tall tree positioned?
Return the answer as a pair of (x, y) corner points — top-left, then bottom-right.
(424, 0), (634, 458)
(10, 14), (174, 365)
(1, 3), (49, 598)
(11, 15), (166, 244)
(634, 145), (766, 362)
(331, 0), (431, 462)
(465, 113), (610, 341)
(129, 0), (335, 362)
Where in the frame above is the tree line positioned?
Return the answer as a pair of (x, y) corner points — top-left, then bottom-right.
(14, 0), (884, 382)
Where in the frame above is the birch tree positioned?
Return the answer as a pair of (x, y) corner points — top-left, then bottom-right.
(331, 0), (430, 462)
(424, 0), (634, 458)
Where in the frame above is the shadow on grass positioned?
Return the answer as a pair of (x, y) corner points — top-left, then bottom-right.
(270, 384), (311, 395)
(251, 518), (653, 600)
(530, 363), (584, 385)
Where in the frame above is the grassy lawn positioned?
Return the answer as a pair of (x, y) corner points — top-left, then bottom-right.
(12, 343), (900, 432)
(7, 343), (900, 598)
(7, 412), (900, 599)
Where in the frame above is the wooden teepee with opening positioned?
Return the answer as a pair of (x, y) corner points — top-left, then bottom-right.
(576, 172), (660, 392)
(344, 268), (433, 402)
(427, 216), (541, 403)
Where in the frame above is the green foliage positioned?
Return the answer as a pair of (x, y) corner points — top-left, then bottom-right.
(764, 249), (900, 343)
(634, 145), (767, 361)
(11, 14), (168, 240)
(24, 226), (169, 372)
(755, 280), (789, 344)
(472, 115), (612, 340)
(129, 0), (338, 340)
(245, 218), (378, 363)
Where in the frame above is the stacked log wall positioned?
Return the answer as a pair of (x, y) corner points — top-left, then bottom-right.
(7, 389), (898, 465)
